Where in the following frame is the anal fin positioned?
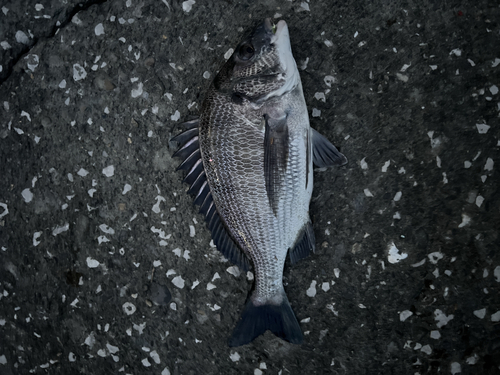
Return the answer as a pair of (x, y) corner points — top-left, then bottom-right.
(289, 220), (315, 264)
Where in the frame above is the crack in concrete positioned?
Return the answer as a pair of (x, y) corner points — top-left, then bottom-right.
(0, 0), (108, 87)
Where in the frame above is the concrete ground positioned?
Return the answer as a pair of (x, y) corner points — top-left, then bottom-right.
(1, 0), (499, 374)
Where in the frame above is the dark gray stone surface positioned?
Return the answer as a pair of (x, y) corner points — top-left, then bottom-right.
(0, 0), (499, 374)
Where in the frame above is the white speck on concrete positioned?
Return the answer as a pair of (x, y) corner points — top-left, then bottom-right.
(227, 266), (241, 277)
(450, 362), (461, 375)
(430, 330), (441, 339)
(169, 302), (177, 310)
(484, 157), (494, 171)
(364, 188), (374, 197)
(172, 248), (182, 257)
(324, 40), (333, 47)
(428, 252), (443, 264)
(436, 156), (442, 168)
(22, 188), (33, 203)
(203, 71), (210, 79)
(224, 48), (234, 60)
(206, 282), (216, 290)
(131, 82), (143, 98)
(396, 73), (408, 82)
(150, 350), (160, 364)
(122, 302), (136, 315)
(73, 63), (87, 81)
(102, 165), (114, 177)
(142, 358), (151, 367)
(20, 110), (31, 121)
(68, 352), (76, 362)
(229, 352), (240, 362)
(324, 75), (336, 87)
(334, 268), (340, 278)
(77, 168), (89, 177)
(0, 202), (9, 219)
(381, 160), (390, 172)
(52, 223), (69, 236)
(152, 195), (166, 213)
(476, 123), (490, 134)
(475, 195), (484, 207)
(171, 110), (180, 121)
(387, 242), (407, 264)
(15, 30), (30, 44)
(490, 85), (498, 95)
(86, 257), (100, 268)
(449, 48), (462, 56)
(161, 368), (171, 375)
(182, 0), (195, 12)
(95, 23), (104, 36)
(473, 308), (486, 319)
(0, 355), (7, 364)
(322, 282), (330, 292)
(122, 184), (132, 194)
(466, 354), (478, 365)
(314, 92), (326, 102)
(400, 310), (413, 322)
(25, 54), (39, 72)
(166, 269), (176, 277)
(191, 280), (200, 289)
(189, 225), (195, 237)
(494, 266), (500, 282)
(306, 280), (317, 297)
(312, 108), (321, 117)
(212, 272), (221, 281)
(360, 157), (368, 169)
(393, 191), (402, 201)
(33, 231), (41, 246)
(99, 224), (115, 235)
(421, 345), (432, 355)
(491, 311), (500, 322)
(98, 235), (109, 244)
(84, 332), (96, 348)
(434, 309), (454, 328)
(458, 213), (471, 228)
(172, 276), (185, 289)
(106, 343), (119, 354)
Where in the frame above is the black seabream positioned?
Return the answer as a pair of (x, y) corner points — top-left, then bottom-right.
(171, 18), (347, 346)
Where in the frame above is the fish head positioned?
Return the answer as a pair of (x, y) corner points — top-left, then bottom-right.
(220, 18), (300, 103)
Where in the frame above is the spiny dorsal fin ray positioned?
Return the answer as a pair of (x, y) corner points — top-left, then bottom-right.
(311, 128), (347, 168)
(170, 119), (251, 271)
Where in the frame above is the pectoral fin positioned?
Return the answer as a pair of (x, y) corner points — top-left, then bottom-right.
(311, 128), (348, 168)
(264, 114), (289, 216)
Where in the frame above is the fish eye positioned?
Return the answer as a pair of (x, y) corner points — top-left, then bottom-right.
(238, 43), (255, 61)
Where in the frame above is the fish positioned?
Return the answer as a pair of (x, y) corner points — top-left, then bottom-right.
(171, 18), (347, 347)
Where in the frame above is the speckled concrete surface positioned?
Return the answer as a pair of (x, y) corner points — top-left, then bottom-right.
(1, 1), (499, 374)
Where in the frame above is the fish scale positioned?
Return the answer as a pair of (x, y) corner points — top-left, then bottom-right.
(171, 18), (347, 346)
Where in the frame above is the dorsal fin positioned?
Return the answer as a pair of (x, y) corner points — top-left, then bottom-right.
(171, 120), (251, 271)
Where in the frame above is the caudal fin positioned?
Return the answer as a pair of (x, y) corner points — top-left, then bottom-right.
(228, 296), (303, 347)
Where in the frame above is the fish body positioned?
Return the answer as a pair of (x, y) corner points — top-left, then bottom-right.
(171, 18), (347, 346)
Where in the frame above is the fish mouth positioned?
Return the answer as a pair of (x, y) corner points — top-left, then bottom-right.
(264, 18), (288, 38)
(270, 20), (289, 45)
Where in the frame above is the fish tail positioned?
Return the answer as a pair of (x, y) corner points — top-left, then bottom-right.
(228, 293), (303, 347)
